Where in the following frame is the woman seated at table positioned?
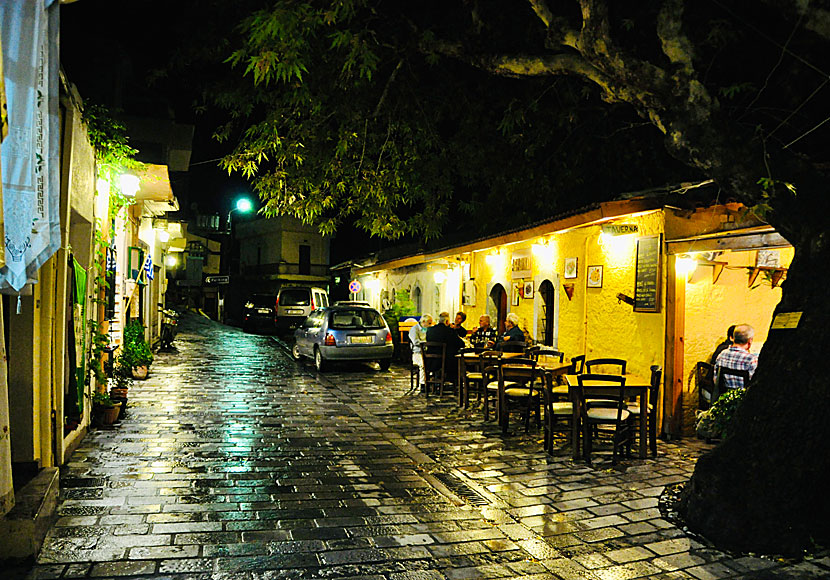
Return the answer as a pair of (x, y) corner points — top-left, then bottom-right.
(495, 312), (525, 353)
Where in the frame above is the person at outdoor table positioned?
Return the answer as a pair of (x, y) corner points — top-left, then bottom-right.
(409, 314), (433, 391)
(714, 324), (758, 390)
(451, 311), (468, 338)
(426, 311), (465, 384)
(495, 312), (525, 352)
(710, 324), (736, 364)
(470, 314), (499, 348)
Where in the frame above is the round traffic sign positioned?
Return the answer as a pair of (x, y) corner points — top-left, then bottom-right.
(348, 280), (362, 293)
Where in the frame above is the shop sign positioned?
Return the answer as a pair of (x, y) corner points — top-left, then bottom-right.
(602, 224), (639, 236)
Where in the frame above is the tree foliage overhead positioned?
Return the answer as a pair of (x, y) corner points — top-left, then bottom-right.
(213, 0), (696, 241)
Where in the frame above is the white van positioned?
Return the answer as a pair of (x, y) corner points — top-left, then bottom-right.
(275, 286), (329, 330)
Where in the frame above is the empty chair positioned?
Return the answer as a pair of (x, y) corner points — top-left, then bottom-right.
(575, 373), (633, 465)
(458, 347), (487, 408)
(627, 365), (662, 457)
(570, 354), (586, 374)
(542, 370), (573, 454)
(498, 358), (542, 433)
(423, 341), (447, 397)
(480, 350), (505, 421)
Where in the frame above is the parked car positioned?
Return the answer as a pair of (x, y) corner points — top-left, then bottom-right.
(292, 304), (394, 372)
(275, 286), (329, 330)
(242, 294), (276, 332)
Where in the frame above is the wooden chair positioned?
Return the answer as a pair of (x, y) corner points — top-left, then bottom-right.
(695, 361), (716, 410)
(423, 341), (446, 397)
(480, 351), (505, 421)
(570, 354), (586, 374)
(542, 370), (573, 454)
(627, 365), (662, 457)
(575, 373), (633, 465)
(498, 358), (542, 433)
(458, 347), (487, 408)
(716, 366), (751, 397)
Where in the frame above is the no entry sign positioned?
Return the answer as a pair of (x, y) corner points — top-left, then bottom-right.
(348, 280), (362, 293)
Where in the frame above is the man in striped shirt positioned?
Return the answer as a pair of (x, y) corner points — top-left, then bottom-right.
(714, 324), (758, 390)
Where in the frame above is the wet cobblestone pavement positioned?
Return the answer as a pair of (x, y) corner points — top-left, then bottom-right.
(26, 315), (830, 579)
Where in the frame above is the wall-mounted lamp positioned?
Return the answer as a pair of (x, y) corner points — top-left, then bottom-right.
(165, 255), (178, 267)
(156, 229), (170, 243)
(433, 271), (447, 284)
(675, 254), (698, 277)
(119, 174), (140, 197)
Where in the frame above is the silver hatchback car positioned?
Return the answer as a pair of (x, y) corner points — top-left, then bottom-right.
(292, 305), (394, 372)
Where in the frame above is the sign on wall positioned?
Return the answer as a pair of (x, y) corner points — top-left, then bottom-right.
(634, 234), (662, 312)
(511, 248), (531, 279)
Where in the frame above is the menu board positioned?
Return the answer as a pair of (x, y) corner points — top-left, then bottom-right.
(634, 235), (661, 312)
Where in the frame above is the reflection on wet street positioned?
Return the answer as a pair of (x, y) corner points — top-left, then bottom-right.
(26, 315), (827, 579)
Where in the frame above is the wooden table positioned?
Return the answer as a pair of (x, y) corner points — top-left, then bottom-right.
(564, 374), (650, 460)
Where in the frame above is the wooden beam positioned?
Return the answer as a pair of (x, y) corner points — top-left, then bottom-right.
(666, 231), (790, 254)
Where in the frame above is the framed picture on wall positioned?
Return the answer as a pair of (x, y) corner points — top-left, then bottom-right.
(523, 281), (534, 298)
(512, 282), (521, 306)
(587, 265), (603, 288)
(564, 257), (578, 279)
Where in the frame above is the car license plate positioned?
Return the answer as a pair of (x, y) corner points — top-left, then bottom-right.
(256, 308), (271, 314)
(287, 309), (303, 315)
(349, 336), (373, 344)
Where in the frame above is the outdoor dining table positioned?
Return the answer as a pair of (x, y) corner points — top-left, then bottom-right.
(563, 373), (650, 460)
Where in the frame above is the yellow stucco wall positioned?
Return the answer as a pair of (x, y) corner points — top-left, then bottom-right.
(465, 210), (666, 378)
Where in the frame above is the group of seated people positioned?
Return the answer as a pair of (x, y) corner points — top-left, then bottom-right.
(408, 310), (527, 391)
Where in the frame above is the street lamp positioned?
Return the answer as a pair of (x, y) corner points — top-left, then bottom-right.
(227, 197), (253, 231)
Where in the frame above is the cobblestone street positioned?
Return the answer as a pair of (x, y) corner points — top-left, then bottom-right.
(25, 315), (830, 579)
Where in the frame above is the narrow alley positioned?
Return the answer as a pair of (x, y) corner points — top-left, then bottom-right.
(25, 316), (829, 579)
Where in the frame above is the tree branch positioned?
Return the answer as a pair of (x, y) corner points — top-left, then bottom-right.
(527, 0), (555, 29)
(656, 0), (695, 74)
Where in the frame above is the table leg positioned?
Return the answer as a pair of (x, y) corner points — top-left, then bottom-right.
(639, 389), (647, 458)
(571, 390), (580, 460)
(457, 358), (465, 408)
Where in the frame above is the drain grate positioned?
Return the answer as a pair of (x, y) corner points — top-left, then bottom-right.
(432, 472), (490, 506)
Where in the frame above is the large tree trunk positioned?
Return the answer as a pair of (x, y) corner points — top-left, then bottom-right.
(680, 223), (830, 556)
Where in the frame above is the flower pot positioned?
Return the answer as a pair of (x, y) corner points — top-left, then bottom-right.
(99, 402), (121, 426)
(111, 396), (128, 420)
(110, 387), (128, 399)
(131, 365), (149, 380)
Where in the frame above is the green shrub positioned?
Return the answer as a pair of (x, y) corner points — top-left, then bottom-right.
(695, 388), (746, 439)
(117, 319), (154, 371)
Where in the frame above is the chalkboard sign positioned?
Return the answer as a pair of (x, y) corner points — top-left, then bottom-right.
(634, 235), (661, 312)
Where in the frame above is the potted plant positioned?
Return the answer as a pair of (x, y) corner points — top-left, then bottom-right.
(109, 369), (131, 420)
(92, 392), (121, 426)
(118, 319), (154, 379)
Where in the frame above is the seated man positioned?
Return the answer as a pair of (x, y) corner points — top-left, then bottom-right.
(425, 311), (465, 384)
(451, 311), (468, 338)
(469, 314), (499, 348)
(714, 323), (758, 390)
(495, 312), (525, 353)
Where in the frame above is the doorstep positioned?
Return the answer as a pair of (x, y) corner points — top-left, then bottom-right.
(0, 467), (59, 559)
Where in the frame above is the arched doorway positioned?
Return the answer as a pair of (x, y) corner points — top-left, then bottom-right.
(538, 279), (555, 346)
(489, 284), (508, 333)
(413, 285), (422, 314)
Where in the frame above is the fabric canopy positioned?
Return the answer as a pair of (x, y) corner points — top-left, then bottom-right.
(0, 0), (61, 292)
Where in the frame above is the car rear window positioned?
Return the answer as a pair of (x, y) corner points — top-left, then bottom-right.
(280, 289), (310, 306)
(330, 309), (385, 329)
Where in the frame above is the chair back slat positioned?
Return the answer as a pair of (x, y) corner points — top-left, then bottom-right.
(570, 354), (586, 374)
(585, 358), (627, 375)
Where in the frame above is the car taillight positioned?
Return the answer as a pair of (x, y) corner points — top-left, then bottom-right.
(311, 297), (315, 310)
(385, 331), (392, 344)
(274, 296), (279, 308)
(324, 333), (336, 346)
